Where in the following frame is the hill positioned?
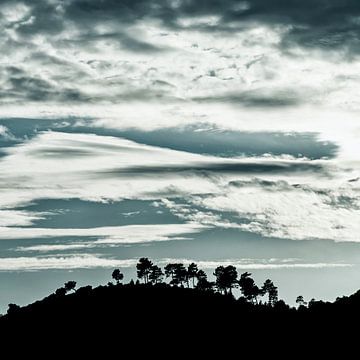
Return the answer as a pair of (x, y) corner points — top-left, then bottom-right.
(0, 258), (359, 353)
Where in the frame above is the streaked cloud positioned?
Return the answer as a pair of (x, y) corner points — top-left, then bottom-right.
(0, 255), (139, 271)
(0, 223), (205, 242)
(156, 258), (353, 270)
(0, 254), (351, 271)
(0, 129), (359, 242)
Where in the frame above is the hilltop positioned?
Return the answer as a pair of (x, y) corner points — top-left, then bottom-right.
(0, 258), (359, 351)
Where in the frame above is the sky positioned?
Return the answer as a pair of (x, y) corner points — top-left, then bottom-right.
(1, 0), (360, 310)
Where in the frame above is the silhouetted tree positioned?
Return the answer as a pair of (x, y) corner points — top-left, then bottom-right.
(112, 269), (124, 285)
(214, 265), (238, 295)
(55, 287), (67, 296)
(165, 263), (187, 286)
(164, 263), (178, 281)
(187, 263), (199, 288)
(196, 269), (207, 281)
(136, 258), (153, 284)
(273, 299), (290, 311)
(261, 279), (278, 306)
(196, 271), (214, 292)
(76, 285), (92, 296)
(239, 272), (261, 303)
(296, 296), (307, 307)
(7, 303), (20, 315)
(172, 263), (188, 287)
(64, 281), (77, 293)
(149, 265), (164, 284)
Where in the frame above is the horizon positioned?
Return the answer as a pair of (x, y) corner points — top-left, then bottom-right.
(1, 0), (360, 311)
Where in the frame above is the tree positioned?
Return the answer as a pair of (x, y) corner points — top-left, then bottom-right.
(55, 287), (67, 296)
(164, 263), (178, 281)
(213, 265), (238, 295)
(165, 263), (187, 286)
(261, 279), (278, 306)
(149, 265), (164, 284)
(187, 263), (199, 288)
(238, 272), (261, 303)
(112, 269), (124, 285)
(195, 271), (214, 292)
(136, 258), (153, 284)
(7, 303), (20, 315)
(172, 264), (188, 287)
(196, 269), (207, 281)
(296, 295), (307, 307)
(64, 281), (77, 293)
(76, 285), (92, 296)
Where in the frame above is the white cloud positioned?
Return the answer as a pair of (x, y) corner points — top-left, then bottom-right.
(0, 255), (350, 271)
(192, 180), (360, 242)
(0, 255), (139, 271)
(0, 210), (49, 227)
(0, 125), (16, 140)
(17, 243), (95, 252)
(0, 223), (205, 242)
(1, 3), (30, 23)
(157, 258), (352, 270)
(0, 130), (359, 242)
(0, 130), (326, 213)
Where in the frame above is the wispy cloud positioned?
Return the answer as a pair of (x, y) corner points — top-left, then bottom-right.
(156, 258), (353, 270)
(0, 255), (350, 271)
(0, 130), (359, 242)
(0, 223), (205, 242)
(0, 255), (139, 271)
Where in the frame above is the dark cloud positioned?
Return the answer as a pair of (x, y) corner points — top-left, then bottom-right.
(59, 30), (166, 53)
(8, 0), (360, 55)
(0, 68), (88, 103)
(192, 90), (302, 107)
(99, 160), (326, 177)
(2, 0), (359, 105)
(0, 63), (170, 103)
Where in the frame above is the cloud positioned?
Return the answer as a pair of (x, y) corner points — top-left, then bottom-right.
(0, 130), (358, 242)
(0, 223), (205, 242)
(17, 243), (95, 252)
(2, 0), (360, 113)
(0, 210), (49, 227)
(0, 130), (330, 212)
(0, 255), (139, 271)
(101, 159), (325, 177)
(190, 179), (360, 242)
(1, 0), (360, 246)
(156, 258), (352, 270)
(192, 88), (302, 107)
(0, 125), (16, 141)
(6, 0), (360, 56)
(0, 254), (350, 271)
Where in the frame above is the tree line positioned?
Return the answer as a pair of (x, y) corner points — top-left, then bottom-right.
(110, 257), (280, 306)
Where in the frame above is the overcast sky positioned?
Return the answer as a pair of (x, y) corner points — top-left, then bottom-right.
(1, 0), (360, 309)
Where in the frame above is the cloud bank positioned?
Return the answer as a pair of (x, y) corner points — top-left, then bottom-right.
(1, 1), (360, 275)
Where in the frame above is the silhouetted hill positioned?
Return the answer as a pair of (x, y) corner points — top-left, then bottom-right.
(1, 257), (359, 354)
(2, 282), (360, 332)
(0, 282), (359, 356)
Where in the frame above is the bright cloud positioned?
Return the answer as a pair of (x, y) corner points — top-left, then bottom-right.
(0, 255), (350, 271)
(0, 129), (359, 242)
(0, 223), (205, 242)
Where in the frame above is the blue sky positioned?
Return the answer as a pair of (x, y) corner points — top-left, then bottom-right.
(1, 0), (360, 310)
